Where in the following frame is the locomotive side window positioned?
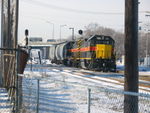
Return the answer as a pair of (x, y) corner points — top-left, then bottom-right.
(90, 40), (96, 46)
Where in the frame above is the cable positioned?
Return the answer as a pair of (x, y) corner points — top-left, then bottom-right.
(21, 0), (124, 15)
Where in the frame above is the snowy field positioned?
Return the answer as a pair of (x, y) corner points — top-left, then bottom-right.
(21, 64), (150, 113)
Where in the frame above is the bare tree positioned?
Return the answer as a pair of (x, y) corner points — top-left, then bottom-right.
(70, 23), (147, 60)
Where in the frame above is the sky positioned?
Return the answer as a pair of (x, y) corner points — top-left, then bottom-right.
(0, 0), (150, 43)
(18, 0), (125, 42)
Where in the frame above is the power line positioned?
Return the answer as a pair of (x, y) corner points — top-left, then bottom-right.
(22, 0), (124, 15)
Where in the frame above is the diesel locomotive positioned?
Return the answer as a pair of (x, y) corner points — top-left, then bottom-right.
(49, 35), (116, 72)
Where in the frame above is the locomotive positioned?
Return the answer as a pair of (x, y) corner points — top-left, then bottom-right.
(49, 35), (116, 72)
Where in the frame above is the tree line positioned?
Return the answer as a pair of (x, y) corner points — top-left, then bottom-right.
(75, 23), (149, 60)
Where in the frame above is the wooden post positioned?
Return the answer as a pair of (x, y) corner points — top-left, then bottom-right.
(0, 0), (4, 87)
(124, 0), (139, 113)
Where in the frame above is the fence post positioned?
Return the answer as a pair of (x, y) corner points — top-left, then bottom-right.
(30, 52), (32, 71)
(38, 51), (41, 64)
(36, 79), (40, 113)
(15, 48), (20, 113)
(87, 88), (91, 113)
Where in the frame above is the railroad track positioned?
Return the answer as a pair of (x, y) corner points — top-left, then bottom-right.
(26, 64), (150, 92)
(53, 67), (150, 92)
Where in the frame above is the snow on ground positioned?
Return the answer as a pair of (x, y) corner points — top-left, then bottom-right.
(21, 64), (150, 113)
(0, 61), (150, 113)
(117, 64), (150, 72)
(0, 88), (12, 113)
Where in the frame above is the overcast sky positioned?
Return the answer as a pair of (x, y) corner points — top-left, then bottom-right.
(19, 0), (125, 42)
(1, 0), (150, 43)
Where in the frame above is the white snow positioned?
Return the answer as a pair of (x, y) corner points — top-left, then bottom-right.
(21, 64), (150, 113)
(1, 63), (150, 113)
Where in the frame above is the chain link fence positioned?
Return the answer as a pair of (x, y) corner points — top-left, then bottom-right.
(0, 88), (13, 113)
(0, 49), (16, 113)
(0, 48), (29, 113)
(20, 71), (150, 113)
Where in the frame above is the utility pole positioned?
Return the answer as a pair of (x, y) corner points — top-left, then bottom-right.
(0, 0), (4, 86)
(145, 14), (150, 67)
(124, 0), (139, 113)
(15, 0), (19, 48)
(146, 32), (149, 66)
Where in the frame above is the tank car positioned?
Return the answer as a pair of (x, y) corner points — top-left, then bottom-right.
(49, 41), (74, 65)
(49, 45), (56, 63)
(55, 42), (66, 64)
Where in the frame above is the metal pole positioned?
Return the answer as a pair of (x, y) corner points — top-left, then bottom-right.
(145, 14), (150, 67)
(8, 0), (11, 47)
(36, 79), (40, 113)
(87, 88), (91, 113)
(146, 33), (149, 66)
(72, 28), (74, 40)
(0, 0), (4, 87)
(15, 0), (19, 110)
(1, 0), (4, 47)
(46, 21), (54, 39)
(30, 52), (32, 71)
(60, 25), (66, 41)
(124, 0), (139, 113)
(60, 25), (62, 41)
(60, 26), (61, 41)
(15, 0), (19, 48)
(16, 49), (19, 113)
(15, 0), (19, 112)
(38, 51), (41, 64)
(52, 23), (54, 39)
(69, 28), (74, 40)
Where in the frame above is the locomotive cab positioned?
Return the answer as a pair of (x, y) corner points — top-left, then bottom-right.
(86, 35), (116, 71)
(88, 35), (115, 59)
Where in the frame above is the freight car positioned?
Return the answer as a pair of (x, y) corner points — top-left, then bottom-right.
(49, 41), (74, 65)
(49, 35), (116, 72)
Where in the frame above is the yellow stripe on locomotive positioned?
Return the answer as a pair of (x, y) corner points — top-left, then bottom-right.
(96, 44), (112, 59)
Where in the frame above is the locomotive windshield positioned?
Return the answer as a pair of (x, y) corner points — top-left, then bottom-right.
(96, 36), (114, 45)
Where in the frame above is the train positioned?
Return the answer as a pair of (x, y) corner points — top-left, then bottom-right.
(49, 35), (116, 72)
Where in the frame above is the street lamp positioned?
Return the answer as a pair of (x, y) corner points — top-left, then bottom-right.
(145, 14), (150, 66)
(69, 27), (74, 40)
(145, 32), (150, 67)
(60, 25), (67, 41)
(46, 21), (54, 39)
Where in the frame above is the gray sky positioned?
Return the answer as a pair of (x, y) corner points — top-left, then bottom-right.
(1, 0), (150, 42)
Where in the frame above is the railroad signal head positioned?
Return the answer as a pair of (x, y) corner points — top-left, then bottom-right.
(25, 29), (29, 36)
(78, 30), (83, 35)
